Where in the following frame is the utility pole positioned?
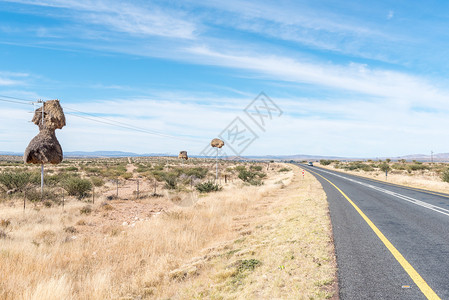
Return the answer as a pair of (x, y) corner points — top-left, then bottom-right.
(37, 99), (45, 199)
(431, 150), (434, 164)
(216, 148), (218, 181)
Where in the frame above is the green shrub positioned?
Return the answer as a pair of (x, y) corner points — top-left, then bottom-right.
(84, 167), (101, 175)
(408, 164), (429, 171)
(250, 165), (263, 171)
(195, 181), (222, 193)
(234, 166), (246, 172)
(320, 159), (332, 166)
(163, 173), (177, 190)
(441, 169), (449, 183)
(379, 163), (391, 173)
(0, 171), (40, 191)
(183, 167), (208, 179)
(100, 165), (127, 178)
(90, 177), (105, 187)
(238, 169), (265, 186)
(279, 168), (290, 172)
(392, 163), (406, 170)
(65, 166), (78, 172)
(122, 172), (133, 180)
(25, 187), (59, 203)
(62, 177), (92, 199)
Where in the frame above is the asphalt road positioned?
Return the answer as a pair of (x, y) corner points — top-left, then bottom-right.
(298, 164), (449, 300)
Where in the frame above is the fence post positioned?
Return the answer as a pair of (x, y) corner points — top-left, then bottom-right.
(116, 180), (119, 198)
(136, 179), (139, 199)
(154, 179), (157, 194)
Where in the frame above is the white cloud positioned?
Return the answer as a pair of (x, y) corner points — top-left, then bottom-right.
(186, 46), (449, 108)
(0, 71), (29, 86)
(4, 0), (197, 39)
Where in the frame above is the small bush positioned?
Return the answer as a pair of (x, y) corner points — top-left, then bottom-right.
(0, 229), (8, 239)
(163, 173), (177, 190)
(91, 177), (105, 187)
(64, 226), (77, 233)
(379, 163), (391, 173)
(408, 164), (429, 171)
(122, 172), (133, 180)
(250, 165), (263, 171)
(238, 169), (265, 186)
(0, 171), (40, 191)
(0, 219), (11, 228)
(80, 205), (92, 215)
(279, 168), (290, 172)
(237, 259), (261, 272)
(183, 167), (208, 179)
(320, 159), (332, 166)
(441, 169), (449, 183)
(25, 188), (59, 203)
(196, 181), (222, 193)
(43, 200), (53, 208)
(234, 166), (246, 172)
(63, 177), (92, 199)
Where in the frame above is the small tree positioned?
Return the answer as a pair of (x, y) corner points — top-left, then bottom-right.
(379, 163), (391, 173)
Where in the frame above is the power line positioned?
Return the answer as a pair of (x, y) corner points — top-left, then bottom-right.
(0, 93), (201, 142)
(65, 111), (199, 142)
(0, 97), (34, 106)
(63, 105), (190, 140)
(0, 94), (34, 102)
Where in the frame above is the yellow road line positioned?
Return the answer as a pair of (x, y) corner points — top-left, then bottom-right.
(307, 169), (441, 300)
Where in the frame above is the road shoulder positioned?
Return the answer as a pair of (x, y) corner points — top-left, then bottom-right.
(172, 164), (338, 299)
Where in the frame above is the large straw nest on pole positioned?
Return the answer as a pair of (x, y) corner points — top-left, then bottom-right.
(24, 129), (63, 164)
(178, 151), (188, 160)
(210, 138), (224, 148)
(32, 100), (66, 130)
(24, 100), (66, 165)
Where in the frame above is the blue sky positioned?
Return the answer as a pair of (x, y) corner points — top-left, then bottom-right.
(1, 0), (449, 157)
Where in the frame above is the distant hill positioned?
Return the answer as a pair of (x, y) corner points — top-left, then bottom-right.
(0, 151), (448, 161)
(64, 151), (142, 157)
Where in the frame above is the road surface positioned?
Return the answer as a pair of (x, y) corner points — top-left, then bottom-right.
(299, 164), (449, 300)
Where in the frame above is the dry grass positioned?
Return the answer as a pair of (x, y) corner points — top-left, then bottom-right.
(173, 164), (337, 299)
(0, 160), (336, 299)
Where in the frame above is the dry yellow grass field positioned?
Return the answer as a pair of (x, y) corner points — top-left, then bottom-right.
(0, 160), (336, 299)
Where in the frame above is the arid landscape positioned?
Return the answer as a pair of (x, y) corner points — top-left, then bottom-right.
(0, 157), (337, 299)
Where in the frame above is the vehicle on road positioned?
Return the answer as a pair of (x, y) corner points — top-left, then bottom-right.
(308, 162), (314, 166)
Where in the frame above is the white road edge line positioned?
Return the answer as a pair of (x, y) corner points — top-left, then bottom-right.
(314, 168), (449, 218)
